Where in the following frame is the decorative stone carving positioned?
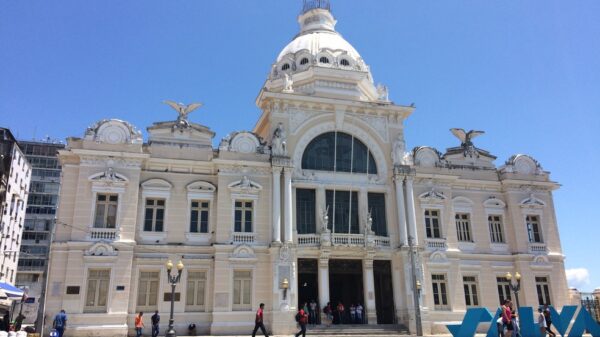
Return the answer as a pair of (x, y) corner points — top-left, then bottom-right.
(85, 119), (142, 145)
(376, 84), (389, 102)
(356, 114), (388, 141)
(271, 123), (288, 157)
(230, 132), (261, 154)
(228, 176), (262, 194)
(279, 244), (291, 262)
(84, 242), (118, 256)
(163, 100), (203, 131)
(282, 73), (294, 93)
(88, 167), (128, 188)
(504, 154), (543, 175)
(391, 134), (406, 166)
(419, 188), (446, 204)
(231, 244), (255, 259)
(449, 128), (485, 158)
(413, 146), (441, 168)
(520, 193), (546, 209)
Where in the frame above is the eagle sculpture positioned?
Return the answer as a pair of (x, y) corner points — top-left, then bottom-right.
(450, 128), (484, 147)
(163, 100), (203, 122)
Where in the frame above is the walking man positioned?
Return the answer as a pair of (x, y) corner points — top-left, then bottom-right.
(537, 307), (547, 337)
(544, 306), (556, 337)
(135, 311), (144, 337)
(151, 310), (160, 337)
(53, 309), (67, 337)
(295, 308), (308, 337)
(252, 303), (269, 337)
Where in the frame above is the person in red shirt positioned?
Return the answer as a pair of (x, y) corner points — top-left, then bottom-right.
(252, 303), (269, 337)
(295, 308), (308, 337)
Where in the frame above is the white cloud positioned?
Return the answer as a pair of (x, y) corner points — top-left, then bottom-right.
(566, 268), (591, 289)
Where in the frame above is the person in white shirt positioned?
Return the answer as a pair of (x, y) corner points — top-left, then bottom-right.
(537, 307), (547, 337)
(356, 303), (364, 324)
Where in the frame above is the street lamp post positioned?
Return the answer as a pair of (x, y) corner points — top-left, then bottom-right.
(165, 260), (184, 337)
(505, 272), (521, 309)
(408, 236), (423, 336)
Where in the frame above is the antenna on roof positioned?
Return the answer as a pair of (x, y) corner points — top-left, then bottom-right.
(302, 0), (331, 14)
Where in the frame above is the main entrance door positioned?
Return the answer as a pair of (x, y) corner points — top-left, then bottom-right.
(329, 259), (364, 323)
(373, 260), (395, 324)
(298, 259), (319, 309)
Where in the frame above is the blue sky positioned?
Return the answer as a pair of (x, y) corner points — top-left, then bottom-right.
(1, 1), (599, 291)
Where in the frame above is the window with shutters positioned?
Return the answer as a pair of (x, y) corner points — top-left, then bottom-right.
(455, 213), (472, 242)
(488, 215), (505, 243)
(84, 269), (110, 313)
(425, 209), (441, 238)
(137, 271), (159, 310)
(496, 277), (512, 305)
(94, 194), (118, 228)
(234, 201), (253, 233)
(526, 215), (543, 243)
(190, 201), (210, 233)
(233, 271), (252, 311)
(431, 274), (449, 310)
(536, 276), (552, 305)
(144, 199), (165, 232)
(186, 271), (206, 311)
(463, 276), (480, 307)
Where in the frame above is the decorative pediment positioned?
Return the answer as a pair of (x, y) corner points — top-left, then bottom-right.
(452, 196), (474, 211)
(141, 179), (172, 191)
(520, 193), (546, 209)
(219, 131), (268, 155)
(530, 255), (552, 269)
(502, 154), (544, 175)
(413, 146), (441, 168)
(428, 251), (449, 265)
(186, 181), (216, 193)
(84, 119), (142, 145)
(484, 196), (506, 209)
(228, 176), (262, 194)
(88, 168), (128, 189)
(231, 244), (256, 259)
(84, 242), (117, 257)
(419, 189), (446, 204)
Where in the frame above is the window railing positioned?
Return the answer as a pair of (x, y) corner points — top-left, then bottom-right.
(297, 234), (320, 246)
(425, 238), (448, 251)
(89, 227), (119, 241)
(332, 233), (365, 246)
(373, 236), (391, 247)
(232, 232), (255, 244)
(528, 242), (547, 254)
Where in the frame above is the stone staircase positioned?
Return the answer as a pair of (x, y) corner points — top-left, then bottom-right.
(306, 324), (410, 336)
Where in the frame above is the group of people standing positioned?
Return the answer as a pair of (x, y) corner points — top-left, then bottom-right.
(498, 300), (556, 337)
(322, 301), (364, 325)
(134, 311), (161, 337)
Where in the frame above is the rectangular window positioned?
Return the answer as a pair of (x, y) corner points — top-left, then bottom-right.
(463, 276), (479, 307)
(190, 201), (210, 233)
(137, 271), (159, 309)
(144, 199), (165, 232)
(526, 215), (543, 243)
(496, 277), (512, 305)
(424, 209), (441, 238)
(488, 215), (505, 243)
(368, 193), (387, 236)
(186, 271), (206, 311)
(233, 270), (252, 311)
(296, 189), (316, 234)
(535, 276), (552, 305)
(94, 194), (118, 228)
(325, 190), (359, 234)
(455, 213), (472, 242)
(84, 269), (110, 313)
(234, 201), (253, 233)
(431, 274), (449, 310)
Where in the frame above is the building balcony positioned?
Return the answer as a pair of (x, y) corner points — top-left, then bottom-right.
(296, 233), (391, 248)
(425, 238), (448, 251)
(88, 227), (119, 241)
(297, 233), (320, 246)
(231, 232), (255, 244)
(332, 233), (365, 246)
(528, 242), (548, 254)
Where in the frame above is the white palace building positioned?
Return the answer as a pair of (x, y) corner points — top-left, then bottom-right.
(45, 1), (570, 336)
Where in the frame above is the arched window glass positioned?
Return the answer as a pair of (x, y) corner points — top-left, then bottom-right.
(340, 59), (350, 66)
(301, 132), (377, 174)
(319, 56), (330, 64)
(281, 63), (290, 71)
(300, 58), (309, 65)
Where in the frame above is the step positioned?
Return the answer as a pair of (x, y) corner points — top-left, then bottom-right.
(307, 324), (410, 335)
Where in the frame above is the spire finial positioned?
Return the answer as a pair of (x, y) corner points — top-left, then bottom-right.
(302, 0), (331, 14)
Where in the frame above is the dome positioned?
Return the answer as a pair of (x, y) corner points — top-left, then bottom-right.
(277, 31), (361, 63)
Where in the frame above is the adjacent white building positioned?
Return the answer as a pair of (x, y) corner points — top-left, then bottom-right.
(0, 128), (31, 309)
(45, 1), (570, 336)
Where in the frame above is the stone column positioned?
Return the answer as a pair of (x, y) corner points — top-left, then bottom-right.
(394, 175), (408, 246)
(405, 176), (418, 243)
(363, 259), (377, 324)
(272, 167), (282, 243)
(283, 168), (293, 243)
(318, 258), (330, 317)
(359, 188), (368, 233)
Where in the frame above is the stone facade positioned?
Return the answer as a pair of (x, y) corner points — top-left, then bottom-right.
(45, 3), (569, 336)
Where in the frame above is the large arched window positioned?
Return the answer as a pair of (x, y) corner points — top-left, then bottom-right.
(301, 132), (377, 174)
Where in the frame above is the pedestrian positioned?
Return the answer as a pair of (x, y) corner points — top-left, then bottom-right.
(295, 308), (308, 337)
(496, 316), (504, 337)
(323, 302), (333, 326)
(14, 313), (25, 331)
(510, 302), (521, 337)
(309, 299), (317, 325)
(53, 309), (67, 337)
(151, 310), (160, 337)
(135, 311), (144, 337)
(3, 312), (9, 332)
(252, 303), (269, 337)
(543, 306), (556, 337)
(502, 300), (513, 337)
(336, 302), (345, 324)
(356, 303), (363, 324)
(349, 304), (356, 323)
(537, 307), (547, 337)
